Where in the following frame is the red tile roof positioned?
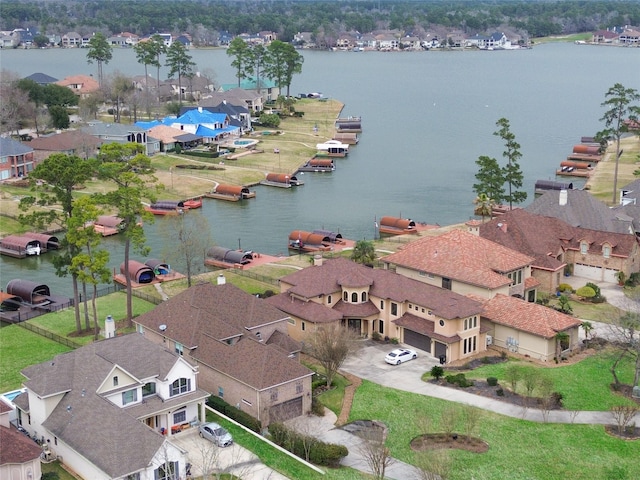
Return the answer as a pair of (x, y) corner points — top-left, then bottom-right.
(479, 294), (581, 338)
(381, 229), (534, 289)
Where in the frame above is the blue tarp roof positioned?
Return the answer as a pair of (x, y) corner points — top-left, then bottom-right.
(135, 120), (162, 129)
(176, 110), (228, 125)
(195, 125), (240, 138)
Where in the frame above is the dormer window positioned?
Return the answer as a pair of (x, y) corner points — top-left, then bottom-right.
(170, 378), (191, 397)
(580, 242), (588, 255)
(327, 295), (332, 304)
(361, 292), (367, 302)
(351, 292), (358, 303)
(603, 244), (611, 258)
(343, 291), (348, 301)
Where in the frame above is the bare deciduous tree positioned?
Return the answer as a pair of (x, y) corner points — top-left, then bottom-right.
(439, 405), (460, 438)
(414, 450), (452, 480)
(610, 404), (639, 436)
(306, 323), (361, 387)
(357, 428), (394, 480)
(460, 405), (483, 440)
(605, 292), (640, 389)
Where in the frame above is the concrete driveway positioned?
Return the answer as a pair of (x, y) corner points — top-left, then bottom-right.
(170, 429), (288, 480)
(342, 341), (439, 385)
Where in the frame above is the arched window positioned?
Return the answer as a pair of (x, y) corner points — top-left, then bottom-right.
(361, 292), (367, 302)
(170, 378), (190, 396)
(351, 292), (358, 303)
(343, 291), (348, 301)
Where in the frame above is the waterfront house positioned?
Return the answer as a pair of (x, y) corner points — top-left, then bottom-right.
(27, 130), (102, 162)
(0, 138), (36, 181)
(526, 189), (634, 234)
(61, 32), (82, 47)
(82, 121), (160, 156)
(592, 29), (619, 43)
(133, 282), (313, 426)
(201, 88), (265, 114)
(23, 72), (58, 86)
(266, 257), (487, 364)
(157, 107), (239, 143)
(188, 102), (252, 134)
(479, 208), (640, 289)
(219, 77), (281, 103)
(55, 75), (100, 98)
(619, 29), (640, 46)
(13, 334), (208, 480)
(381, 228), (538, 301)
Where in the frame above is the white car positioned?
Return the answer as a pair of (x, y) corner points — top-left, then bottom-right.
(385, 348), (417, 365)
(198, 422), (233, 447)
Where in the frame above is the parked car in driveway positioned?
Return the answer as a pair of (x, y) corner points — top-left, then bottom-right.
(198, 422), (233, 447)
(385, 348), (417, 365)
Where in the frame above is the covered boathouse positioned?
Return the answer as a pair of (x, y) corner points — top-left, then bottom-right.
(6, 279), (51, 306)
(205, 246), (254, 268)
(205, 184), (256, 201)
(379, 217), (418, 235)
(119, 260), (155, 284)
(0, 235), (42, 258)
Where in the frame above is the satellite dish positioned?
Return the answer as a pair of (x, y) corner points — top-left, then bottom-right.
(159, 324), (167, 331)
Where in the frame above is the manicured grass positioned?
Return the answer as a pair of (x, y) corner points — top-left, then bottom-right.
(548, 296), (624, 323)
(42, 461), (78, 480)
(349, 380), (640, 480)
(0, 325), (72, 391)
(207, 411), (364, 480)
(28, 292), (156, 345)
(436, 350), (636, 410)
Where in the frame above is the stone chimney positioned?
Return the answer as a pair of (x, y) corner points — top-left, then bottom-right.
(465, 219), (481, 236)
(559, 189), (568, 206)
(313, 254), (323, 266)
(217, 273), (226, 285)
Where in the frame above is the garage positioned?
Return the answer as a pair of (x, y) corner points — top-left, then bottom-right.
(403, 329), (432, 354)
(573, 263), (602, 281)
(269, 397), (302, 423)
(604, 267), (619, 284)
(434, 341), (447, 359)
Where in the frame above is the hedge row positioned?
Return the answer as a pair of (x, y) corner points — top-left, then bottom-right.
(206, 395), (261, 432)
(268, 422), (348, 467)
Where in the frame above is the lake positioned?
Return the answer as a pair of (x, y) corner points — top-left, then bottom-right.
(1, 43), (639, 296)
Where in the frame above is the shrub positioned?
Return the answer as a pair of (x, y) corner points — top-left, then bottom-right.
(551, 391), (564, 408)
(487, 376), (499, 386)
(430, 365), (445, 381)
(371, 331), (382, 341)
(445, 373), (474, 388)
(311, 396), (325, 416)
(390, 337), (399, 344)
(206, 395), (261, 432)
(585, 282), (601, 298)
(557, 283), (573, 293)
(268, 423), (348, 467)
(576, 286), (596, 300)
(496, 388), (504, 396)
(42, 474), (60, 480)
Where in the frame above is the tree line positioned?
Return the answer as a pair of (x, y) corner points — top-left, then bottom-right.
(2, 1), (640, 43)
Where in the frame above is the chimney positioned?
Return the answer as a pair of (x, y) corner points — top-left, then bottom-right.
(559, 189), (568, 206)
(217, 273), (226, 285)
(104, 315), (115, 338)
(497, 222), (508, 233)
(197, 106), (203, 113)
(313, 254), (323, 266)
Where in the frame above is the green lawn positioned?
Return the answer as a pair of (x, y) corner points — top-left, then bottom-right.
(447, 349), (636, 410)
(349, 380), (640, 480)
(27, 292), (157, 346)
(207, 411), (368, 480)
(0, 325), (72, 391)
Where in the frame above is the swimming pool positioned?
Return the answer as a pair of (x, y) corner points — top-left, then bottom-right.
(1, 388), (25, 403)
(232, 139), (259, 148)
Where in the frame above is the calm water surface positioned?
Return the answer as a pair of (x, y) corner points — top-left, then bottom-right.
(1, 44), (639, 296)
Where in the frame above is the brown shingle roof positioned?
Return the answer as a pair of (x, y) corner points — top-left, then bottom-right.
(381, 229), (534, 290)
(479, 294), (581, 338)
(265, 294), (343, 323)
(0, 424), (42, 465)
(27, 130), (102, 152)
(21, 334), (207, 478)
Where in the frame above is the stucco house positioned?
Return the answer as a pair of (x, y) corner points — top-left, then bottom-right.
(55, 74), (100, 98)
(381, 228), (539, 301)
(477, 294), (582, 362)
(480, 208), (640, 289)
(0, 399), (42, 480)
(265, 257), (487, 364)
(13, 334), (209, 480)
(0, 137), (36, 181)
(133, 281), (314, 426)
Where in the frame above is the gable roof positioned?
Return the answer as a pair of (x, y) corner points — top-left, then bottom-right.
(480, 208), (638, 266)
(200, 89), (262, 107)
(0, 137), (33, 157)
(55, 75), (100, 95)
(526, 189), (633, 234)
(27, 130), (102, 152)
(20, 334), (204, 478)
(479, 294), (581, 338)
(134, 283), (311, 389)
(272, 257), (483, 320)
(0, 424), (42, 465)
(381, 229), (534, 289)
(220, 77), (277, 91)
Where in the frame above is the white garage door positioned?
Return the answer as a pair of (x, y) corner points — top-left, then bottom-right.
(573, 263), (602, 281)
(604, 268), (619, 284)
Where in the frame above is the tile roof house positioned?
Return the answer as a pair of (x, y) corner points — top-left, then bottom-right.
(477, 294), (582, 362)
(0, 399), (42, 480)
(526, 189), (634, 235)
(27, 130), (103, 162)
(265, 257), (487, 364)
(133, 281), (314, 426)
(55, 74), (100, 98)
(13, 334), (209, 480)
(381, 228), (539, 301)
(0, 137), (36, 181)
(479, 208), (640, 289)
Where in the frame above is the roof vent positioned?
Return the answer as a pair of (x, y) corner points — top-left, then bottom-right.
(159, 324), (167, 331)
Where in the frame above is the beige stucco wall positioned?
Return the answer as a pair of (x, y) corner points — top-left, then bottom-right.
(0, 459), (41, 480)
